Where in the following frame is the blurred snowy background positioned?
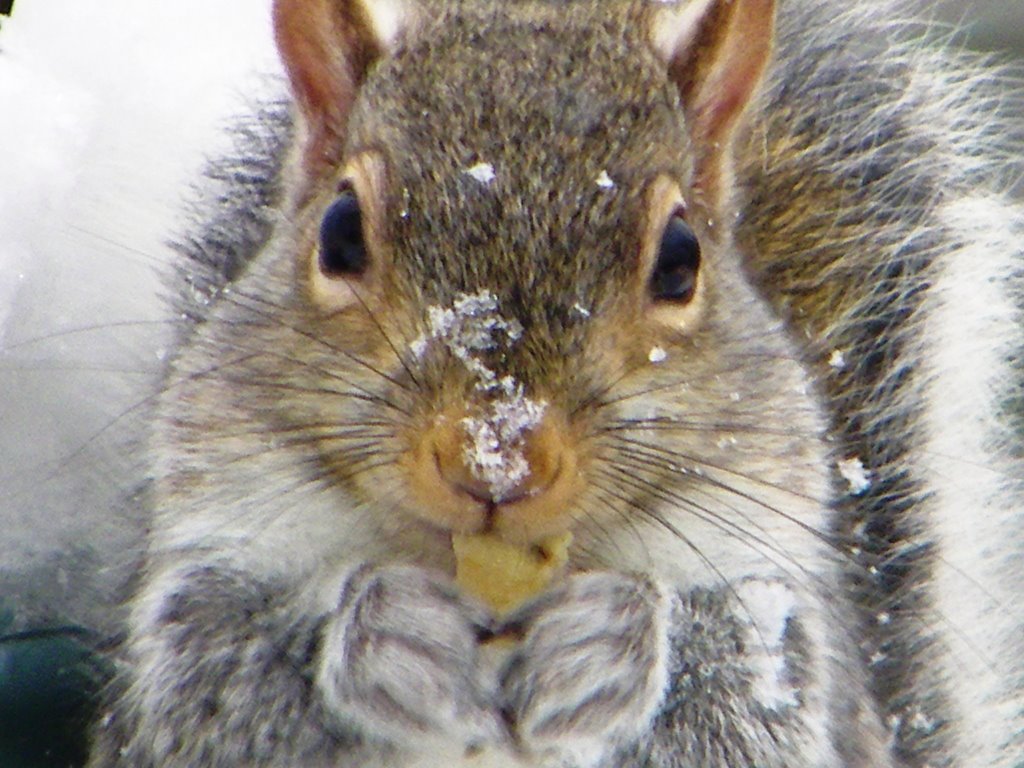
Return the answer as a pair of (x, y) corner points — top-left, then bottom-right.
(0, 0), (281, 638)
(0, 3), (281, 762)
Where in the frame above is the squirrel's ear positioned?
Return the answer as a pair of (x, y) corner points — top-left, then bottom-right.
(649, 0), (774, 199)
(274, 0), (413, 177)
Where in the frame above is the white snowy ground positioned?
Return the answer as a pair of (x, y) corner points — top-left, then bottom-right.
(0, 1), (280, 631)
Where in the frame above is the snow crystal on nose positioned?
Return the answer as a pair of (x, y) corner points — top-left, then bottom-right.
(410, 290), (547, 500)
(462, 389), (548, 500)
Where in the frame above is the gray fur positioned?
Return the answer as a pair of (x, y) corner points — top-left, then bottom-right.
(500, 573), (672, 761)
(317, 564), (504, 747)
(169, 95), (292, 327)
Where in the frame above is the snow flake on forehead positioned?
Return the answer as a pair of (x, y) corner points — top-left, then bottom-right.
(410, 290), (547, 499)
(837, 456), (871, 495)
(648, 346), (668, 363)
(462, 161), (496, 185)
(595, 170), (615, 189)
(410, 290), (523, 374)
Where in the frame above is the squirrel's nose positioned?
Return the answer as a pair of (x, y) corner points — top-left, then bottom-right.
(405, 399), (582, 539)
(432, 406), (563, 507)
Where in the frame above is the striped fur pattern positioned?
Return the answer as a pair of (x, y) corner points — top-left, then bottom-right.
(737, 3), (1024, 764)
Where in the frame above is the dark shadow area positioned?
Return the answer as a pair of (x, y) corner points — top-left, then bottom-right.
(0, 618), (110, 768)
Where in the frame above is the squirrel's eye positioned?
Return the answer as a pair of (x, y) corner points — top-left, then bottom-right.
(318, 188), (367, 277)
(649, 212), (700, 303)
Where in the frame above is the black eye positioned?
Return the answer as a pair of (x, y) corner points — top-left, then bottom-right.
(318, 189), (367, 277)
(649, 212), (700, 303)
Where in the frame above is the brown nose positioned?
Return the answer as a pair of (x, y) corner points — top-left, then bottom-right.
(433, 407), (563, 505)
(404, 400), (581, 539)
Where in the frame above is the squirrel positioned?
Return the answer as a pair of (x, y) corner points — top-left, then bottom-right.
(85, 0), (1024, 766)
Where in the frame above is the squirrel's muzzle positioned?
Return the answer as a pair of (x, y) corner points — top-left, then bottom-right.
(404, 400), (582, 544)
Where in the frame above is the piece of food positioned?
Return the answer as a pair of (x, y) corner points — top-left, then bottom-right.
(453, 531), (572, 614)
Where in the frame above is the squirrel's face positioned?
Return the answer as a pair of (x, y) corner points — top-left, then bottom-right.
(277, 10), (712, 545)
(211, 1), (830, 580)
(163, 0), (830, 584)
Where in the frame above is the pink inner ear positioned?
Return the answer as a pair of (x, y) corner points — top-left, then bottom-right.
(661, 0), (774, 199)
(273, 0), (382, 178)
(689, 0), (773, 147)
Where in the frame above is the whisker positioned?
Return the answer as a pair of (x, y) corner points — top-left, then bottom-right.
(212, 373), (408, 415)
(0, 363), (160, 375)
(335, 276), (423, 391)
(0, 319), (176, 354)
(602, 417), (812, 440)
(604, 439), (1003, 671)
(588, 474), (778, 653)
(0, 351), (263, 498)
(220, 287), (415, 396)
(596, 465), (832, 600)
(610, 450), (802, 562)
(188, 330), (411, 417)
(607, 433), (822, 505)
(589, 347), (812, 412)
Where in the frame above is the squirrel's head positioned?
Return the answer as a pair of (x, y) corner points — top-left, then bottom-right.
(217, 0), (826, 575)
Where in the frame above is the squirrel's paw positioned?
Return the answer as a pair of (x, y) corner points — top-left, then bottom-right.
(318, 564), (506, 750)
(499, 572), (672, 763)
